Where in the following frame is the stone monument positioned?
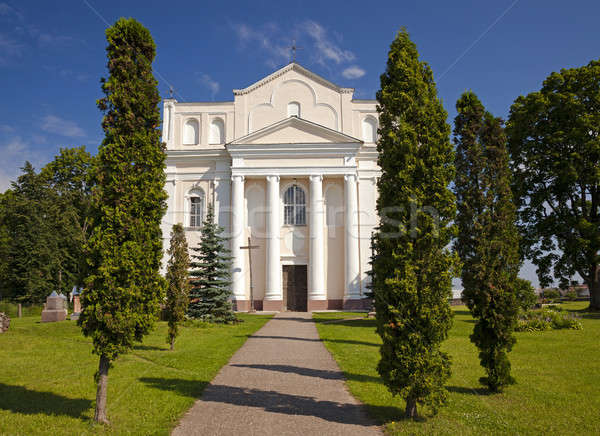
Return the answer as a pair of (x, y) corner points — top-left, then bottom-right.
(70, 288), (81, 321)
(0, 312), (10, 333)
(41, 291), (67, 322)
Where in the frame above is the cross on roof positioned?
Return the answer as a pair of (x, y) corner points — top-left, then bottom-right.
(289, 39), (303, 63)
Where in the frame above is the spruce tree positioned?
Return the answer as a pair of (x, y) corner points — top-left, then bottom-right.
(165, 223), (191, 350)
(78, 18), (166, 424)
(372, 29), (458, 419)
(454, 91), (520, 392)
(188, 204), (236, 323)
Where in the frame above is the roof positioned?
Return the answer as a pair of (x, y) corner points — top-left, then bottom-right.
(233, 62), (355, 96)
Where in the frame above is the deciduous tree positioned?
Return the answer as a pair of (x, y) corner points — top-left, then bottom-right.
(507, 59), (600, 310)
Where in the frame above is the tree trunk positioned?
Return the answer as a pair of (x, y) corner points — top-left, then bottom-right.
(94, 355), (110, 424)
(588, 265), (600, 311)
(405, 397), (418, 419)
(170, 337), (174, 351)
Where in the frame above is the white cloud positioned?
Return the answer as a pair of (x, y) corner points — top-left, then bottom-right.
(342, 65), (366, 79)
(231, 20), (364, 75)
(231, 23), (290, 67)
(0, 136), (32, 191)
(197, 73), (220, 99)
(41, 115), (85, 138)
(0, 33), (23, 65)
(301, 20), (355, 66)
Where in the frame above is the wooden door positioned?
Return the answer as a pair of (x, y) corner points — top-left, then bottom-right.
(283, 265), (308, 311)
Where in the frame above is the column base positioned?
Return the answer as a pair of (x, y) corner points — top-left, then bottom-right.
(233, 300), (267, 312)
(232, 299), (250, 312)
(343, 298), (372, 310)
(307, 299), (328, 311)
(262, 300), (283, 311)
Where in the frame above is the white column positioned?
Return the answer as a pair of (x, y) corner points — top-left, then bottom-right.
(265, 175), (281, 301)
(309, 175), (326, 301)
(213, 177), (231, 238)
(161, 179), (177, 274)
(231, 175), (245, 300)
(344, 173), (360, 298)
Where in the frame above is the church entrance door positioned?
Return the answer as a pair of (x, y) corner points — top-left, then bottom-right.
(282, 265), (307, 311)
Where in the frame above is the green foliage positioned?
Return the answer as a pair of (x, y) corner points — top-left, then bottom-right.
(454, 91), (521, 392)
(565, 290), (578, 301)
(515, 278), (537, 310)
(372, 29), (458, 418)
(0, 147), (93, 303)
(543, 289), (560, 299)
(516, 308), (583, 332)
(165, 224), (191, 349)
(507, 59), (600, 310)
(79, 18), (167, 361)
(188, 204), (236, 323)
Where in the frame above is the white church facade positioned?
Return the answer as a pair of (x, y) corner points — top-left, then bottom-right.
(161, 63), (381, 311)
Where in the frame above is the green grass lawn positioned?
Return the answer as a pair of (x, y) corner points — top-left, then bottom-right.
(314, 302), (600, 435)
(0, 313), (271, 435)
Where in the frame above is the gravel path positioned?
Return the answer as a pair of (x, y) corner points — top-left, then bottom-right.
(172, 312), (381, 435)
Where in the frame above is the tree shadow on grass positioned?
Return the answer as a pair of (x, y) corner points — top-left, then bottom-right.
(313, 318), (377, 329)
(133, 344), (167, 351)
(139, 377), (208, 399)
(0, 383), (92, 418)
(565, 308), (600, 320)
(446, 385), (491, 396)
(140, 378), (381, 427)
(230, 364), (382, 384)
(452, 310), (472, 317)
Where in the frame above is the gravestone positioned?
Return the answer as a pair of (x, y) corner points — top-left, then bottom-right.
(41, 291), (67, 322)
(70, 288), (81, 321)
(0, 312), (9, 333)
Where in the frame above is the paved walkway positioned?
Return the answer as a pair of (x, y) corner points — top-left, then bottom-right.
(172, 312), (381, 435)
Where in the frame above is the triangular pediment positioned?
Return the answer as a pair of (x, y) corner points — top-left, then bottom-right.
(229, 116), (362, 145)
(233, 62), (354, 96)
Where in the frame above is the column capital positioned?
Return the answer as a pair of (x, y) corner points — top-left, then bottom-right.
(309, 174), (323, 182)
(344, 173), (357, 183)
(231, 174), (245, 183)
(266, 175), (280, 183)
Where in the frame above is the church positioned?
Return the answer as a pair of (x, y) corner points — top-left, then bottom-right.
(161, 63), (381, 311)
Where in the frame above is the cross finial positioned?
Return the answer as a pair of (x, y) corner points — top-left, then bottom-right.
(168, 86), (174, 98)
(289, 39), (303, 63)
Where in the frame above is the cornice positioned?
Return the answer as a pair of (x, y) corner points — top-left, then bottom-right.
(233, 63), (354, 96)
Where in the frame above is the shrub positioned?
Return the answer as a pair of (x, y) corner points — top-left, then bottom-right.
(542, 289), (560, 300)
(515, 278), (537, 310)
(565, 290), (577, 301)
(515, 308), (582, 332)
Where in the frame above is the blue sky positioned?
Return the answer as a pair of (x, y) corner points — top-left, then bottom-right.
(1, 0), (598, 286)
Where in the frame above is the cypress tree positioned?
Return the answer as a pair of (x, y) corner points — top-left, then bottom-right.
(188, 204), (236, 323)
(79, 18), (166, 424)
(372, 29), (458, 419)
(454, 91), (520, 392)
(165, 223), (191, 350)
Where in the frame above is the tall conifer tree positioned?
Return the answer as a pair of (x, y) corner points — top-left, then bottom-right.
(188, 204), (236, 323)
(165, 223), (191, 350)
(79, 18), (166, 424)
(372, 29), (458, 419)
(454, 92), (520, 391)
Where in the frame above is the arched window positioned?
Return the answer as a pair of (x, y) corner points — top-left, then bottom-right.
(209, 118), (225, 144)
(183, 119), (199, 145)
(287, 101), (301, 118)
(362, 116), (377, 143)
(189, 192), (204, 228)
(283, 185), (306, 226)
